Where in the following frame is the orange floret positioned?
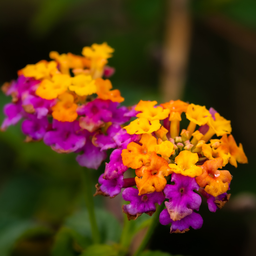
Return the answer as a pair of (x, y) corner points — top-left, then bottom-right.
(169, 150), (202, 177)
(196, 158), (232, 197)
(36, 74), (71, 100)
(155, 126), (168, 140)
(135, 152), (172, 195)
(186, 104), (210, 136)
(124, 118), (161, 135)
(135, 100), (170, 121)
(95, 78), (124, 103)
(121, 134), (157, 169)
(52, 92), (78, 122)
(82, 42), (114, 60)
(161, 100), (188, 138)
(161, 99), (189, 120)
(50, 51), (90, 74)
(21, 61), (59, 80)
(186, 104), (210, 125)
(69, 74), (97, 96)
(220, 134), (248, 167)
(82, 42), (114, 79)
(202, 113), (232, 142)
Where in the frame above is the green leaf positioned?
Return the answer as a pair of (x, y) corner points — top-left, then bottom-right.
(64, 208), (122, 245)
(80, 244), (119, 256)
(120, 213), (153, 249)
(0, 217), (35, 256)
(51, 227), (80, 256)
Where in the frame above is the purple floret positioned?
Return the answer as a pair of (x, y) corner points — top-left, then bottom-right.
(163, 174), (202, 221)
(22, 95), (55, 119)
(44, 120), (86, 153)
(76, 139), (107, 169)
(113, 128), (139, 149)
(104, 149), (128, 180)
(122, 187), (165, 220)
(200, 189), (230, 212)
(21, 115), (49, 140)
(159, 209), (203, 233)
(77, 99), (112, 123)
(94, 124), (121, 151)
(1, 103), (23, 130)
(95, 173), (124, 198)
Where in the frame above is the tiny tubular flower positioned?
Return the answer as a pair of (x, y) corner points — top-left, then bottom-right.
(21, 61), (59, 80)
(50, 51), (90, 74)
(82, 42), (114, 60)
(155, 140), (174, 160)
(124, 118), (161, 135)
(169, 150), (202, 177)
(220, 134), (248, 167)
(186, 104), (210, 136)
(155, 126), (168, 140)
(135, 100), (158, 111)
(196, 158), (232, 197)
(202, 113), (232, 142)
(135, 152), (172, 195)
(161, 100), (189, 116)
(121, 134), (157, 169)
(68, 74), (97, 96)
(208, 113), (232, 136)
(52, 92), (78, 122)
(95, 78), (124, 103)
(36, 74), (71, 100)
(82, 43), (114, 78)
(135, 100), (170, 121)
(202, 139), (231, 167)
(161, 100), (188, 138)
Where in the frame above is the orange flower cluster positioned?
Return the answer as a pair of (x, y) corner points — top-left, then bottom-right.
(122, 100), (248, 197)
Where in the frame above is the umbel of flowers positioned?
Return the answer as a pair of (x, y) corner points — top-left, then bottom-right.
(95, 100), (248, 233)
(1, 43), (135, 169)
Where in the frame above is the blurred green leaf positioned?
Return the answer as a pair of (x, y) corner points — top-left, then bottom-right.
(120, 213), (152, 250)
(64, 208), (122, 245)
(51, 227), (79, 256)
(19, 225), (53, 240)
(0, 217), (35, 256)
(80, 244), (119, 256)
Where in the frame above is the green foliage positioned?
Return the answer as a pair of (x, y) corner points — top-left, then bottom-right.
(0, 217), (35, 256)
(64, 208), (122, 245)
(80, 244), (119, 256)
(120, 213), (152, 250)
(51, 227), (81, 256)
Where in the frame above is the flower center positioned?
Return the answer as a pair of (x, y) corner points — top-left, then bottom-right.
(142, 195), (148, 202)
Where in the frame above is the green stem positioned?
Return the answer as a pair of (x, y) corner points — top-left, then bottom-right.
(81, 168), (101, 244)
(133, 203), (165, 256)
(119, 215), (132, 256)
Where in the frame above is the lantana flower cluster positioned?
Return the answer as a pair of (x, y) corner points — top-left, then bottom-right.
(1, 43), (135, 169)
(96, 100), (248, 233)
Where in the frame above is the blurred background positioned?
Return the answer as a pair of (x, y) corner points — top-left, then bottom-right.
(0, 0), (256, 255)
